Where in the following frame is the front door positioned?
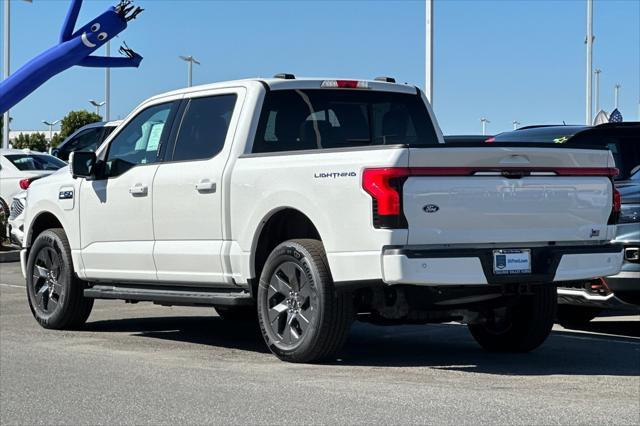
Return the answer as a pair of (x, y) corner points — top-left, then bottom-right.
(152, 89), (242, 284)
(79, 101), (178, 281)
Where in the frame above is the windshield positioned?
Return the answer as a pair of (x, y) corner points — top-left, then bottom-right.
(5, 154), (66, 171)
(252, 89), (438, 153)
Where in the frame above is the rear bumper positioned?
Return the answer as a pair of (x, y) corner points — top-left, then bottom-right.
(382, 244), (623, 286)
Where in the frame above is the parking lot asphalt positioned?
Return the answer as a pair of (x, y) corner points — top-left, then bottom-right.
(1, 261), (639, 425)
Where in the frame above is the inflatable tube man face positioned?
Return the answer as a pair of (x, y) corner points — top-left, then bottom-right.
(0, 0), (144, 114)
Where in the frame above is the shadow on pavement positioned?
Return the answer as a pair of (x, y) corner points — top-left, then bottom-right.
(83, 314), (639, 376)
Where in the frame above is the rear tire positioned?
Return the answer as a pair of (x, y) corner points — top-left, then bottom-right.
(469, 285), (556, 352)
(26, 228), (93, 329)
(257, 239), (352, 363)
(557, 305), (601, 326)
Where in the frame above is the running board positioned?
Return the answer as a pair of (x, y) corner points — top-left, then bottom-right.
(84, 284), (254, 307)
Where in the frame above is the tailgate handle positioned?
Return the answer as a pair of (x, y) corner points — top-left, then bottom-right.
(500, 155), (530, 165)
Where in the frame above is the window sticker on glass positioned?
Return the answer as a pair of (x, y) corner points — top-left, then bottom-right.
(146, 123), (165, 152)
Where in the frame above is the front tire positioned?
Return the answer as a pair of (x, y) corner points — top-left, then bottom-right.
(257, 239), (352, 363)
(26, 228), (93, 329)
(469, 285), (557, 352)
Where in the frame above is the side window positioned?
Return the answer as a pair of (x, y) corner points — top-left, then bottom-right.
(105, 102), (174, 177)
(171, 95), (237, 162)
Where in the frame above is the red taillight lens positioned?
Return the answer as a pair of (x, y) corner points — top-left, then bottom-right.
(609, 187), (621, 225)
(19, 178), (32, 190)
(362, 168), (409, 228)
(485, 137), (495, 143)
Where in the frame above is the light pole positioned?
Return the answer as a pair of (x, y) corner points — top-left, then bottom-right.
(480, 117), (490, 136)
(594, 68), (602, 112)
(89, 100), (105, 116)
(105, 41), (111, 121)
(512, 120), (521, 130)
(614, 84), (621, 109)
(2, 0), (33, 149)
(585, 0), (594, 125)
(425, 0), (434, 107)
(42, 120), (60, 143)
(179, 55), (200, 87)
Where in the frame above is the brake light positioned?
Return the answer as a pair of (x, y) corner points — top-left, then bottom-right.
(609, 187), (621, 224)
(485, 137), (495, 143)
(362, 168), (409, 228)
(19, 178), (33, 190)
(321, 80), (369, 89)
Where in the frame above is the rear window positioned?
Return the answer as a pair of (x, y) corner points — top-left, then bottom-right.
(252, 89), (438, 153)
(5, 154), (66, 171)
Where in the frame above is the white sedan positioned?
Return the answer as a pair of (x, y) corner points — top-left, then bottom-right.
(0, 149), (66, 231)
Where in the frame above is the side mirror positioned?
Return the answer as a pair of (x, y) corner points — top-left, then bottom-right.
(69, 151), (96, 179)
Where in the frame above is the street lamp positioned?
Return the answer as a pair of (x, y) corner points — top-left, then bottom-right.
(594, 69), (602, 112)
(89, 100), (105, 116)
(42, 120), (60, 143)
(585, 0), (594, 125)
(480, 117), (490, 136)
(425, 0), (434, 107)
(179, 55), (201, 87)
(614, 84), (621, 109)
(3, 0), (33, 149)
(512, 120), (521, 130)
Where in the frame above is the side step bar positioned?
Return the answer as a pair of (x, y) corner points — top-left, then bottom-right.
(84, 284), (254, 307)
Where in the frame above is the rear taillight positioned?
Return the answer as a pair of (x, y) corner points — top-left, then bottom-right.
(609, 187), (621, 224)
(362, 168), (409, 229)
(485, 137), (495, 143)
(19, 178), (33, 190)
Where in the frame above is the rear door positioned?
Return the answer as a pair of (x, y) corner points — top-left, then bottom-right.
(404, 146), (617, 245)
(152, 88), (243, 285)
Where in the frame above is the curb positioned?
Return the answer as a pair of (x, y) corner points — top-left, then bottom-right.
(0, 249), (20, 263)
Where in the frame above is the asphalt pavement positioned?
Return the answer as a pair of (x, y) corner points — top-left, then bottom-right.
(1, 261), (639, 425)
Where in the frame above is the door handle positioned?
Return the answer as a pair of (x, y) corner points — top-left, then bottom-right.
(195, 179), (216, 193)
(129, 183), (148, 196)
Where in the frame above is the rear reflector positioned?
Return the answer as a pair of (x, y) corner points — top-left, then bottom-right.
(321, 80), (369, 89)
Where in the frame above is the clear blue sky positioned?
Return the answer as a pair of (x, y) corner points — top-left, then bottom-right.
(3, 0), (639, 135)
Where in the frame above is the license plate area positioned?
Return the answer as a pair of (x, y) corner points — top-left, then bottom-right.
(493, 249), (531, 275)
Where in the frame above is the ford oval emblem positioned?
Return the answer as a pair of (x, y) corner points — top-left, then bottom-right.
(423, 204), (439, 213)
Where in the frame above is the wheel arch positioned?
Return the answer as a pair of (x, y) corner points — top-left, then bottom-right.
(25, 210), (66, 248)
(250, 207), (322, 292)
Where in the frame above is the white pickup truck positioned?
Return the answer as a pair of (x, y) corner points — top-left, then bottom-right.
(21, 76), (623, 362)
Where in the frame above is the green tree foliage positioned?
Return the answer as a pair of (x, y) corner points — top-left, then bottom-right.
(12, 132), (49, 152)
(51, 110), (102, 148)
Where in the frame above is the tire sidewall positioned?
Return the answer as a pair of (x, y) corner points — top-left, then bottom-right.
(26, 230), (73, 327)
(257, 242), (327, 358)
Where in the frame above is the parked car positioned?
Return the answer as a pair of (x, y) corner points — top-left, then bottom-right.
(443, 135), (491, 143)
(51, 120), (122, 161)
(7, 190), (27, 245)
(488, 122), (640, 322)
(0, 149), (66, 229)
(21, 76), (623, 362)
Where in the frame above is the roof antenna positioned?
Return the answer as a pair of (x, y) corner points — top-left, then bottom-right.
(562, 121), (566, 125)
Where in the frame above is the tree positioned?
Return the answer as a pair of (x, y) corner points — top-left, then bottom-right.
(11, 132), (49, 152)
(50, 110), (102, 147)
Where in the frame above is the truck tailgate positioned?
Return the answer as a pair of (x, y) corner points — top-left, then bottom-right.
(404, 146), (616, 245)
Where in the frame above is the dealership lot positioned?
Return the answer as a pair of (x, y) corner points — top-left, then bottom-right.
(1, 262), (638, 425)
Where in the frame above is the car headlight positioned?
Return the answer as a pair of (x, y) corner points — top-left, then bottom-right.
(619, 204), (640, 224)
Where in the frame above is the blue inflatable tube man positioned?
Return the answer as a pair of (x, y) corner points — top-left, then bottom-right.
(0, 0), (143, 114)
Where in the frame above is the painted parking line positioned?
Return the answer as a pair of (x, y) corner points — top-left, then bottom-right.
(0, 283), (24, 289)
